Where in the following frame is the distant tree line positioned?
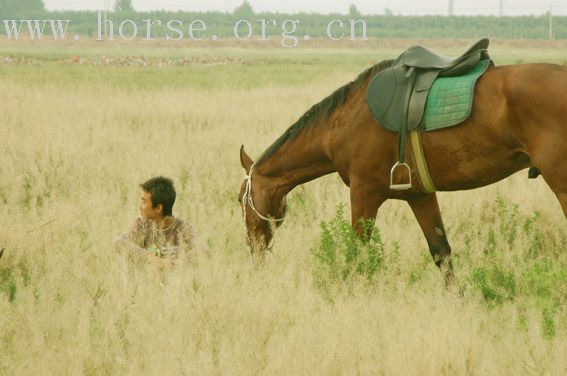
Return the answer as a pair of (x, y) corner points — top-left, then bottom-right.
(0, 0), (45, 17)
(47, 13), (567, 40)
(113, 0), (134, 13)
(0, 2), (565, 40)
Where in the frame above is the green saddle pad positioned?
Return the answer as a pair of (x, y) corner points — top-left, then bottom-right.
(423, 59), (491, 132)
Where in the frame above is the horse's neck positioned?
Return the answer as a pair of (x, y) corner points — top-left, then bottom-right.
(256, 121), (336, 194)
(254, 70), (378, 192)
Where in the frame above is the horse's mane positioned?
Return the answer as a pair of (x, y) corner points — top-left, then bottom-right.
(255, 59), (395, 166)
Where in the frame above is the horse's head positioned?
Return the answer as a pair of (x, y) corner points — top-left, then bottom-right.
(238, 146), (286, 262)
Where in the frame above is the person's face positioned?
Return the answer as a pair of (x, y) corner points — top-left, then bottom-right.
(139, 191), (163, 220)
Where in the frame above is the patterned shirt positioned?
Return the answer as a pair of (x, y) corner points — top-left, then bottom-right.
(115, 217), (205, 260)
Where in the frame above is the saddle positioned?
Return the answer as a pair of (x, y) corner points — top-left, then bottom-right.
(367, 38), (491, 190)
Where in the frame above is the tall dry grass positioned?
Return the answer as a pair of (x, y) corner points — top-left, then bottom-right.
(0, 41), (566, 375)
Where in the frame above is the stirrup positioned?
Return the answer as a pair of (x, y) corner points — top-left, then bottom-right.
(390, 162), (412, 190)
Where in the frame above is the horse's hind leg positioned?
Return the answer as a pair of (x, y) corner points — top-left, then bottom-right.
(531, 142), (567, 218)
(407, 194), (459, 290)
(539, 167), (567, 219)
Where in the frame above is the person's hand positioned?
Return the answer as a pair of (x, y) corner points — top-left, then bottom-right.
(144, 253), (165, 270)
(144, 247), (175, 271)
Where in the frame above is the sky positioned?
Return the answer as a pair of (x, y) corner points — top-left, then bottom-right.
(43, 0), (567, 16)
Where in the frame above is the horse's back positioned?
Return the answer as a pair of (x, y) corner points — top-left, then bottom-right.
(496, 63), (567, 136)
(501, 63), (567, 185)
(421, 62), (567, 191)
(499, 63), (567, 104)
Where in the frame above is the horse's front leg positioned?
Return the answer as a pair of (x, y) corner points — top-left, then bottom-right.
(349, 181), (387, 237)
(407, 193), (460, 291)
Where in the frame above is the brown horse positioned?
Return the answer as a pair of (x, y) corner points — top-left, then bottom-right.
(238, 59), (567, 286)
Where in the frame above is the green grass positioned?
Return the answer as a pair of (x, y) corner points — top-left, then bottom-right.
(1, 39), (565, 90)
(311, 199), (567, 340)
(311, 204), (386, 296)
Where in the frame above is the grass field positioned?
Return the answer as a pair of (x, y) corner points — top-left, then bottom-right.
(1, 38), (567, 375)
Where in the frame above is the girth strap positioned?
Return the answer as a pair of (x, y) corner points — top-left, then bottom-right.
(410, 130), (437, 193)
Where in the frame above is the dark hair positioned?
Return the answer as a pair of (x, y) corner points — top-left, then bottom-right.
(140, 176), (176, 216)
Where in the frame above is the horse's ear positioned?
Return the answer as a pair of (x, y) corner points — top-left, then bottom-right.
(240, 145), (254, 174)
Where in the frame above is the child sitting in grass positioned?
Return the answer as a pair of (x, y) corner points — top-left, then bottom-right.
(115, 176), (206, 267)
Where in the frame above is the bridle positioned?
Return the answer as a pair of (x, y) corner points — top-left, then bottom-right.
(242, 164), (286, 223)
(241, 163), (286, 252)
